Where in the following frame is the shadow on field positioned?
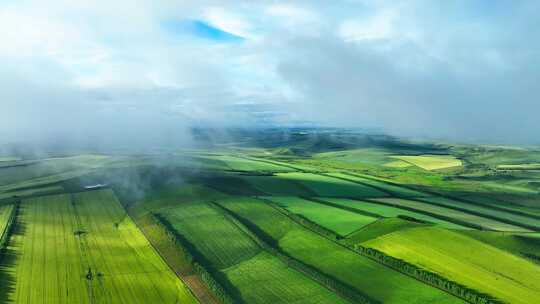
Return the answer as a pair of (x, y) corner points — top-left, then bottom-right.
(0, 248), (19, 303)
(0, 206), (26, 304)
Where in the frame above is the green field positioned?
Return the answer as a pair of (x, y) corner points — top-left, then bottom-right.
(241, 175), (315, 196)
(161, 201), (349, 304)
(325, 173), (429, 197)
(275, 173), (387, 198)
(319, 198), (468, 229)
(391, 155), (462, 170)
(373, 198), (532, 232)
(264, 196), (378, 236)
(1, 129), (540, 303)
(198, 155), (293, 172)
(217, 197), (465, 304)
(5, 191), (197, 304)
(343, 217), (427, 245)
(418, 196), (540, 230)
(0, 204), (15, 246)
(364, 227), (540, 304)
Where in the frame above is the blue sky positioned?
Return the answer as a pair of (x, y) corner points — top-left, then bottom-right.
(0, 1), (539, 145)
(164, 19), (245, 42)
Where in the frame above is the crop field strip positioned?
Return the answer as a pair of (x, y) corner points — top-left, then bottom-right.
(160, 201), (350, 304)
(415, 196), (540, 231)
(371, 198), (533, 232)
(0, 204), (15, 247)
(262, 196), (378, 236)
(363, 227), (540, 304)
(275, 172), (388, 198)
(308, 197), (468, 230)
(322, 172), (429, 198)
(6, 191), (197, 304)
(215, 197), (466, 304)
(390, 155), (462, 170)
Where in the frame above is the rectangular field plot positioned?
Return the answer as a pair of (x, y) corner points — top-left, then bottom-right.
(364, 227), (540, 304)
(275, 173), (387, 198)
(225, 251), (347, 304)
(264, 196), (378, 236)
(391, 155), (462, 170)
(418, 196), (540, 230)
(241, 176), (316, 196)
(216, 198), (465, 304)
(373, 198), (532, 232)
(161, 202), (262, 270)
(6, 191), (197, 304)
(200, 155), (293, 172)
(320, 198), (468, 229)
(161, 201), (348, 304)
(324, 173), (429, 197)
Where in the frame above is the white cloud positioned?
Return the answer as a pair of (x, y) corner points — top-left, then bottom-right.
(202, 6), (252, 38)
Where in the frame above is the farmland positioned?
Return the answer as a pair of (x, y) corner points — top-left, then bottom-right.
(3, 191), (197, 304)
(363, 227), (540, 304)
(390, 155), (462, 170)
(0, 128), (539, 303)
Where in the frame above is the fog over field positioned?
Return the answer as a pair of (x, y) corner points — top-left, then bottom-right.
(1, 0), (539, 147)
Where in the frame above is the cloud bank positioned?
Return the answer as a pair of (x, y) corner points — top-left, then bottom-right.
(1, 0), (539, 148)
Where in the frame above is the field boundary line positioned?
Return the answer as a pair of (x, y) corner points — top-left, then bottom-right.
(213, 200), (379, 304)
(255, 197), (501, 304)
(346, 171), (540, 222)
(128, 211), (220, 304)
(410, 197), (540, 232)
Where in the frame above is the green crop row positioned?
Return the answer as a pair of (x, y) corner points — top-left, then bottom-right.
(152, 212), (234, 304)
(212, 202), (377, 304)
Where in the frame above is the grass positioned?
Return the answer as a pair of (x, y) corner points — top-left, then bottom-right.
(161, 201), (350, 304)
(0, 204), (15, 245)
(391, 155), (462, 170)
(383, 160), (412, 168)
(373, 198), (532, 232)
(224, 251), (348, 304)
(458, 230), (540, 261)
(319, 198), (468, 229)
(241, 176), (315, 196)
(497, 163), (540, 170)
(363, 227), (540, 304)
(343, 217), (426, 245)
(0, 185), (65, 201)
(263, 196), (378, 236)
(217, 197), (465, 304)
(418, 196), (540, 230)
(161, 202), (261, 270)
(201, 155), (293, 172)
(6, 191), (197, 304)
(324, 172), (429, 197)
(275, 173), (387, 198)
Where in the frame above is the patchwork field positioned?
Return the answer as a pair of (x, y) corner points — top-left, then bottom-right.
(275, 173), (387, 198)
(324, 173), (429, 198)
(373, 198), (532, 232)
(391, 155), (462, 170)
(418, 196), (540, 230)
(216, 197), (465, 304)
(318, 198), (468, 229)
(161, 201), (349, 304)
(4, 191), (197, 304)
(364, 227), (540, 304)
(264, 196), (378, 236)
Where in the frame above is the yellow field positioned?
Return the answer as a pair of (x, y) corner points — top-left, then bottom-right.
(391, 155), (462, 170)
(363, 227), (540, 304)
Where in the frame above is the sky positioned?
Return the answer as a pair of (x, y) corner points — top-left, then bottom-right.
(1, 0), (539, 148)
